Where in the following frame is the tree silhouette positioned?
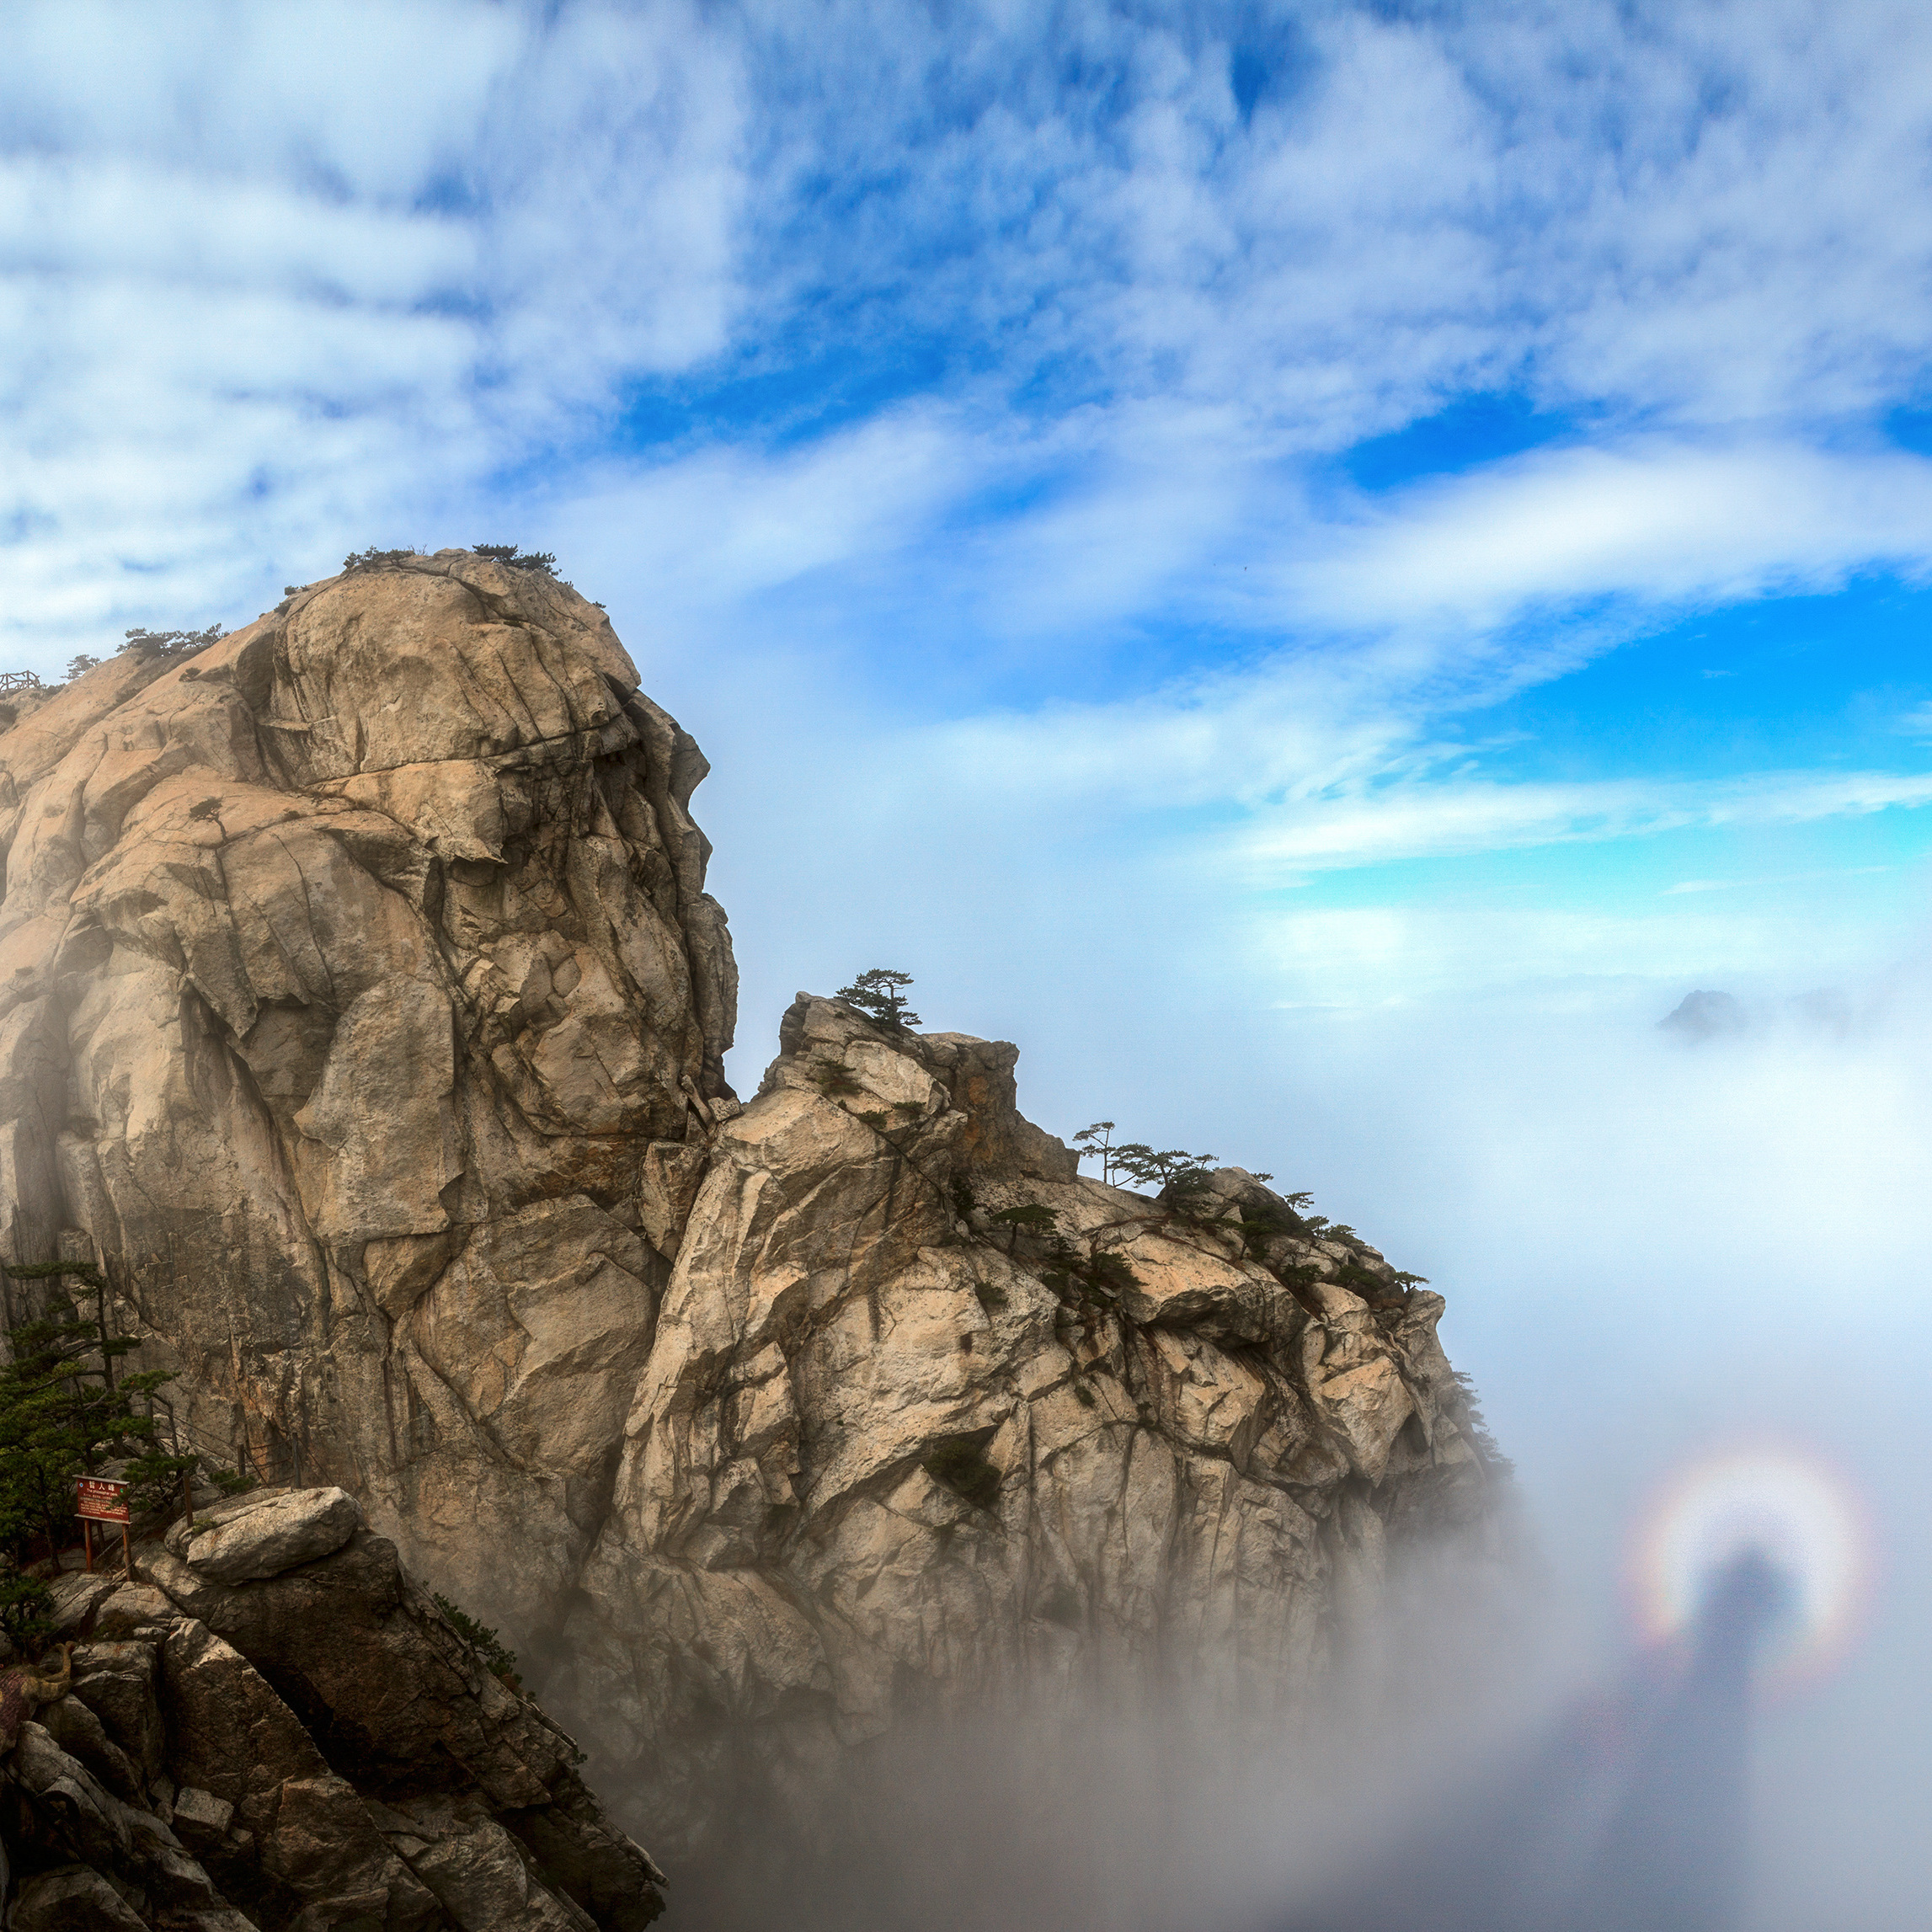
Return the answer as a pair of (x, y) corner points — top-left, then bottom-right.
(836, 969), (921, 1028)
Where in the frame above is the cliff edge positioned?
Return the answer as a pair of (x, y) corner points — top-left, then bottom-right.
(0, 550), (734, 1673)
(0, 556), (1501, 1869)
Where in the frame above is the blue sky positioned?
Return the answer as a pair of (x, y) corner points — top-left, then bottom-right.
(8, 10), (1932, 1913)
(12, 0), (1932, 1028)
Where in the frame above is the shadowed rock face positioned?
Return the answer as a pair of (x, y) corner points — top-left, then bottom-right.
(0, 564), (1499, 1869)
(0, 1487), (664, 1930)
(0, 552), (736, 1646)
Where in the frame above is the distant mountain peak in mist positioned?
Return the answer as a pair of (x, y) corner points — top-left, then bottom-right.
(1662, 989), (1747, 1040)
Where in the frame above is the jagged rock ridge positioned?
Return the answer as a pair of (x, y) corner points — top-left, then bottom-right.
(552, 995), (1496, 1849)
(0, 557), (1499, 1869)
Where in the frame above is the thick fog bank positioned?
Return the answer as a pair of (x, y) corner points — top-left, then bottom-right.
(659, 1534), (1558, 1932)
(1135, 974), (1932, 1932)
(651, 1540), (1801, 1932)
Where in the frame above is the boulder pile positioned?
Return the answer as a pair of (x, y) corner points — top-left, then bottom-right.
(0, 1487), (662, 1931)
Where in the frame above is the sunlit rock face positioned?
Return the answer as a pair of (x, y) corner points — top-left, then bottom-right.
(549, 995), (1497, 1851)
(0, 565), (1497, 1862)
(0, 552), (737, 1646)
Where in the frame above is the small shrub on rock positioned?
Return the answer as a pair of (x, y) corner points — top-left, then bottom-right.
(1039, 1240), (1140, 1308)
(120, 625), (224, 658)
(835, 969), (920, 1028)
(990, 1203), (1056, 1234)
(431, 1593), (522, 1690)
(0, 1568), (52, 1645)
(990, 1203), (1057, 1254)
(1075, 1128), (1216, 1195)
(472, 544), (558, 574)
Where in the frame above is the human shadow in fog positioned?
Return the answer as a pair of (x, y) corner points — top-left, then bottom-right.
(1282, 1550), (1794, 1932)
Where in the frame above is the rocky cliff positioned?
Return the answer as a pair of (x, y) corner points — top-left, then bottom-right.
(0, 554), (1500, 1873)
(0, 551), (734, 1675)
(1, 1486), (663, 1929)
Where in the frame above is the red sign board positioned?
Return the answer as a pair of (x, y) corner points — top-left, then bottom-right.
(76, 1477), (129, 1524)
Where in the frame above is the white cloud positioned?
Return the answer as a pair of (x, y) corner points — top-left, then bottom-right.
(0, 0), (747, 666)
(1239, 769), (1932, 873)
(5, 0), (1932, 1031)
(1292, 441), (1932, 628)
(11, 0), (1932, 675)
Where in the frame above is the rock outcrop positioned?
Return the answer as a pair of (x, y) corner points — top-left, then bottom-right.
(1, 1486), (663, 1930)
(0, 552), (735, 1661)
(0, 556), (1501, 1875)
(548, 995), (1495, 1849)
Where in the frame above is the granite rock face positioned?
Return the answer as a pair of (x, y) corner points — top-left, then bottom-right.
(0, 552), (736, 1644)
(0, 561), (1500, 1872)
(172, 1487), (360, 1587)
(548, 995), (1497, 1850)
(0, 1488), (662, 1929)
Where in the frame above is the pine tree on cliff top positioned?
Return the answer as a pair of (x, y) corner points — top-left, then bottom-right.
(836, 969), (920, 1028)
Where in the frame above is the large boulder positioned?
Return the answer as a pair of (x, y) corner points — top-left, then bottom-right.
(173, 1486), (360, 1585)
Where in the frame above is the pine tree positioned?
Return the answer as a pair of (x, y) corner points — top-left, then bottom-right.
(0, 1262), (194, 1563)
(835, 969), (921, 1028)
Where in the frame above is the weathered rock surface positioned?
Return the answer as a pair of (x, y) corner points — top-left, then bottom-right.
(0, 1489), (662, 1929)
(168, 1488), (360, 1586)
(0, 558), (1501, 1877)
(0, 551), (736, 1651)
(547, 995), (1498, 1851)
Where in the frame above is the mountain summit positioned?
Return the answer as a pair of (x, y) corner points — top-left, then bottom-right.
(0, 555), (1501, 1881)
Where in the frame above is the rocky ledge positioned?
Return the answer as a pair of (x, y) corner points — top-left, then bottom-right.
(0, 1486), (662, 1930)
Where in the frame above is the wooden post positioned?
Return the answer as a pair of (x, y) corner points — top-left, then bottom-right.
(120, 1523), (131, 1575)
(83, 1519), (93, 1573)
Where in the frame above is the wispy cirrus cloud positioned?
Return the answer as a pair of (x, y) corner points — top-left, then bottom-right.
(0, 0), (748, 657)
(1289, 441), (1932, 631)
(1236, 770), (1932, 875)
